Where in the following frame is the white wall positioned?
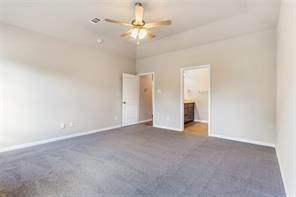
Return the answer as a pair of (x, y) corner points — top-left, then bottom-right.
(276, 0), (296, 196)
(139, 75), (153, 122)
(137, 30), (276, 145)
(0, 22), (135, 149)
(184, 68), (209, 122)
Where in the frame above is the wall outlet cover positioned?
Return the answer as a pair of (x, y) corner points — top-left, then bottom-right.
(60, 123), (66, 129)
(68, 122), (73, 127)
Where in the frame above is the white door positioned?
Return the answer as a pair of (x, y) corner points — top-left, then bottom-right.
(122, 73), (139, 127)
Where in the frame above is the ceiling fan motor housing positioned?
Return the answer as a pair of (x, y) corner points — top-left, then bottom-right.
(132, 19), (145, 26)
(133, 2), (145, 26)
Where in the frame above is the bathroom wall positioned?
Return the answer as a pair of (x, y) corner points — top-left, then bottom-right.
(184, 68), (209, 122)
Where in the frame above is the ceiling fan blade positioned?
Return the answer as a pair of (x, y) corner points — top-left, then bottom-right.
(104, 19), (132, 27)
(121, 31), (131, 37)
(134, 2), (144, 24)
(144, 20), (172, 29)
(147, 31), (156, 39)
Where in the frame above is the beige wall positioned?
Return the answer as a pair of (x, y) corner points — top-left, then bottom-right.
(139, 75), (153, 122)
(276, 0), (296, 196)
(184, 68), (209, 122)
(137, 30), (276, 145)
(0, 22), (135, 149)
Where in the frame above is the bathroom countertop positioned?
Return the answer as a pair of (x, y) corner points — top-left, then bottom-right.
(184, 100), (195, 104)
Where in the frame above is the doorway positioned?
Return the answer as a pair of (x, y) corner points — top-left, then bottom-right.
(180, 65), (211, 136)
(138, 73), (154, 127)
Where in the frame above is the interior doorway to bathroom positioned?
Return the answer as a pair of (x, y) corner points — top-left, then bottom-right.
(180, 65), (210, 136)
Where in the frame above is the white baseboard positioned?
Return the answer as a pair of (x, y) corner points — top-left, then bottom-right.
(209, 134), (275, 147)
(154, 124), (182, 132)
(194, 119), (208, 123)
(139, 119), (153, 124)
(275, 147), (289, 197)
(0, 125), (121, 153)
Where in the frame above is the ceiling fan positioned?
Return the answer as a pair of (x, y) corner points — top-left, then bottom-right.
(102, 2), (171, 45)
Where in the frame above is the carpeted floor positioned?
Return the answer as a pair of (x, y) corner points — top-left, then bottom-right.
(0, 125), (285, 197)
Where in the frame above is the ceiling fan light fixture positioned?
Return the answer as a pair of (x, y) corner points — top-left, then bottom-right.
(138, 29), (147, 39)
(129, 28), (147, 40)
(130, 28), (139, 39)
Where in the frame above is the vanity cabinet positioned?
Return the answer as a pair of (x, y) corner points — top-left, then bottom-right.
(184, 102), (194, 123)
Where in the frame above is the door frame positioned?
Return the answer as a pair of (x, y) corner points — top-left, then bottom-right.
(180, 65), (211, 134)
(137, 72), (155, 127)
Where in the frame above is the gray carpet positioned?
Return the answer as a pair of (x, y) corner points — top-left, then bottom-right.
(0, 125), (285, 197)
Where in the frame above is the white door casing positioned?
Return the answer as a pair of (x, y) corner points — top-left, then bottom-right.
(122, 73), (139, 127)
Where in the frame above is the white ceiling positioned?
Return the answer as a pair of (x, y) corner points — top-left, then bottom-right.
(0, 0), (280, 58)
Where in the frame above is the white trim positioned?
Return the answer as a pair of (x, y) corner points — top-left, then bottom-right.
(0, 125), (121, 153)
(139, 119), (153, 123)
(137, 72), (154, 77)
(194, 120), (208, 123)
(137, 72), (155, 127)
(154, 124), (182, 132)
(210, 134), (275, 147)
(275, 148), (289, 197)
(180, 65), (211, 134)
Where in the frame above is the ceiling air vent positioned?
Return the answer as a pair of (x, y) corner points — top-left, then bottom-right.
(90, 18), (101, 24)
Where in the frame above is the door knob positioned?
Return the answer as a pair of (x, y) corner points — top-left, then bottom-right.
(122, 101), (126, 104)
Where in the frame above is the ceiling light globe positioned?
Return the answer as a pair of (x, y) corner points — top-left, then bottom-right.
(130, 28), (139, 39)
(138, 29), (147, 39)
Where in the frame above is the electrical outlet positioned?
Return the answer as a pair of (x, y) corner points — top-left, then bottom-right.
(60, 123), (66, 129)
(68, 122), (73, 128)
(114, 116), (118, 120)
(166, 116), (170, 121)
